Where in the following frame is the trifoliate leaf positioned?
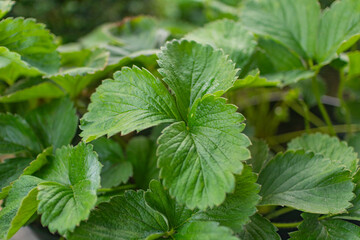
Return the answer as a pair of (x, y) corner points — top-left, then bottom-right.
(26, 97), (78, 149)
(247, 139), (270, 173)
(37, 143), (101, 235)
(158, 94), (250, 209)
(0, 175), (43, 240)
(239, 214), (281, 240)
(127, 136), (159, 189)
(174, 221), (238, 240)
(0, 113), (42, 155)
(288, 133), (358, 174)
(289, 213), (360, 240)
(158, 39), (238, 119)
(0, 147), (51, 199)
(68, 190), (169, 240)
(80, 66), (180, 142)
(0, 47), (41, 85)
(0, 0), (13, 19)
(185, 19), (256, 68)
(92, 137), (132, 188)
(191, 165), (260, 232)
(0, 18), (60, 74)
(145, 180), (194, 229)
(258, 150), (354, 214)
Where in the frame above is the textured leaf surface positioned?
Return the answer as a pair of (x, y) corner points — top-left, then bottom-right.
(68, 190), (168, 240)
(37, 143), (101, 235)
(158, 95), (250, 209)
(158, 40), (238, 119)
(0, 17), (60, 74)
(288, 133), (358, 174)
(290, 213), (360, 240)
(0, 0), (13, 19)
(247, 139), (270, 173)
(186, 19), (256, 68)
(258, 150), (354, 214)
(239, 214), (281, 240)
(0, 175), (43, 240)
(92, 137), (132, 188)
(145, 180), (194, 229)
(26, 97), (78, 149)
(174, 221), (238, 240)
(80, 66), (180, 142)
(232, 70), (278, 89)
(191, 165), (260, 233)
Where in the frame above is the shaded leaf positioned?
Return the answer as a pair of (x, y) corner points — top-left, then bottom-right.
(247, 139), (270, 173)
(239, 214), (281, 240)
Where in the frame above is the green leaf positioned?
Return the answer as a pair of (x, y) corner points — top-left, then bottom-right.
(191, 165), (260, 233)
(37, 143), (101, 235)
(127, 136), (159, 189)
(0, 0), (14, 19)
(157, 39), (238, 119)
(232, 70), (278, 89)
(80, 66), (180, 142)
(258, 150), (354, 214)
(0, 18), (60, 74)
(288, 133), (358, 174)
(0, 47), (41, 85)
(0, 113), (42, 155)
(264, 70), (315, 86)
(185, 19), (256, 69)
(0, 147), (51, 199)
(68, 190), (168, 240)
(289, 213), (360, 240)
(247, 139), (270, 173)
(92, 137), (132, 188)
(174, 221), (238, 240)
(145, 180), (194, 229)
(0, 175), (43, 240)
(26, 97), (78, 149)
(239, 214), (281, 240)
(158, 95), (250, 209)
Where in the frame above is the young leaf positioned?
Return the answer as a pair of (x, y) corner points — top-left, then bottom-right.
(288, 133), (358, 174)
(191, 165), (260, 233)
(157, 39), (238, 119)
(127, 136), (159, 189)
(68, 190), (168, 240)
(26, 97), (78, 149)
(239, 214), (281, 240)
(289, 213), (360, 240)
(0, 0), (13, 19)
(185, 19), (256, 69)
(145, 180), (194, 229)
(158, 95), (250, 209)
(37, 143), (101, 235)
(258, 150), (354, 214)
(92, 137), (132, 188)
(232, 70), (278, 89)
(80, 66), (180, 142)
(247, 139), (270, 173)
(174, 221), (238, 240)
(0, 18), (60, 74)
(0, 175), (43, 240)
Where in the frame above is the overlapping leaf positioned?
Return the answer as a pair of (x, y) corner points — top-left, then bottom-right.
(239, 214), (281, 240)
(0, 0), (13, 19)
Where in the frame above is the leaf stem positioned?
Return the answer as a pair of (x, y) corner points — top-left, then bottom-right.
(272, 221), (302, 228)
(338, 69), (352, 136)
(266, 207), (294, 220)
(97, 184), (136, 193)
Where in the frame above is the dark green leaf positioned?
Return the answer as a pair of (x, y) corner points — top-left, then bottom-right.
(239, 214), (281, 240)
(247, 139), (270, 173)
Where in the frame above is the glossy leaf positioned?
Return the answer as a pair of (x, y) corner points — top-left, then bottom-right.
(258, 150), (354, 214)
(239, 214), (281, 240)
(158, 95), (250, 209)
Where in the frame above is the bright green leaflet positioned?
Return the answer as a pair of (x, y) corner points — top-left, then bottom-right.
(258, 150), (354, 214)
(288, 133), (358, 174)
(37, 143), (101, 235)
(0, 175), (43, 240)
(174, 221), (238, 240)
(239, 214), (281, 240)
(158, 95), (250, 209)
(92, 137), (132, 188)
(68, 190), (168, 240)
(145, 180), (194, 229)
(80, 66), (180, 142)
(247, 139), (270, 173)
(0, 17), (60, 74)
(185, 19), (256, 69)
(290, 213), (360, 240)
(26, 97), (78, 149)
(0, 0), (13, 19)
(157, 39), (238, 119)
(191, 165), (260, 233)
(127, 136), (159, 189)
(232, 70), (278, 89)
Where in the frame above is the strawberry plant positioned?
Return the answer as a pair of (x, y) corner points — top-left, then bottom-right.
(1, 0), (360, 239)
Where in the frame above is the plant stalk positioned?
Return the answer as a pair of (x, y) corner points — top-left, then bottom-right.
(97, 184), (136, 193)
